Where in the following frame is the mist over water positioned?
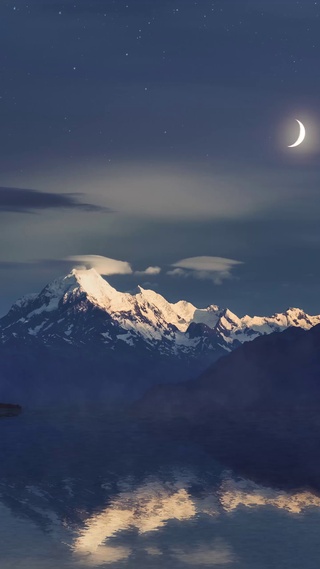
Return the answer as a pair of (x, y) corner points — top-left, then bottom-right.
(1, 410), (320, 568)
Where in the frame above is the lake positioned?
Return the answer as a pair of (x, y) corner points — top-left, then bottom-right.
(1, 410), (320, 568)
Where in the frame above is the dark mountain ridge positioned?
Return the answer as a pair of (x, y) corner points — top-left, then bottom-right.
(134, 324), (320, 491)
(135, 324), (320, 419)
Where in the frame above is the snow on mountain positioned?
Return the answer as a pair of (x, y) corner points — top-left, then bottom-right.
(0, 269), (194, 355)
(229, 308), (320, 345)
(1, 268), (320, 361)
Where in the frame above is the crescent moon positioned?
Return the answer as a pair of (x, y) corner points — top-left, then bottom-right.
(288, 119), (306, 148)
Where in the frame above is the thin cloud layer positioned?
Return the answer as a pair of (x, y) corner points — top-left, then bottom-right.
(169, 256), (243, 285)
(76, 162), (305, 221)
(0, 187), (108, 213)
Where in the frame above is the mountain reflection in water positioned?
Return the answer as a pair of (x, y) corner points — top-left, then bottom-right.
(1, 411), (320, 568)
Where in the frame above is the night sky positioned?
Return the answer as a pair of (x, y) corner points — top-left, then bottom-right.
(1, 0), (320, 316)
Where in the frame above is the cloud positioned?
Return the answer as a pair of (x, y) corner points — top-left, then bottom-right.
(0, 187), (109, 213)
(66, 256), (161, 277)
(135, 266), (161, 276)
(167, 268), (186, 278)
(168, 256), (243, 285)
(65, 255), (133, 276)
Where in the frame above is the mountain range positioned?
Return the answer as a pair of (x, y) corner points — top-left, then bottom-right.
(1, 267), (320, 406)
(2, 267), (320, 354)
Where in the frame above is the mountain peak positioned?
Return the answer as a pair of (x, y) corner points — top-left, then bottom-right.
(69, 267), (117, 294)
(64, 267), (120, 309)
(22, 267), (121, 318)
(70, 266), (98, 278)
(285, 307), (306, 315)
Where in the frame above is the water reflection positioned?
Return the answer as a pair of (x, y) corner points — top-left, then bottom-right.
(172, 541), (235, 566)
(1, 412), (320, 568)
(74, 480), (196, 549)
(76, 544), (132, 566)
(73, 478), (197, 564)
(71, 472), (320, 565)
(220, 477), (320, 514)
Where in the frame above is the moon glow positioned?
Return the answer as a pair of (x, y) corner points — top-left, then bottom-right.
(288, 119), (306, 148)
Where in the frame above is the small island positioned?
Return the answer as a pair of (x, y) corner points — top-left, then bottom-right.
(0, 403), (22, 418)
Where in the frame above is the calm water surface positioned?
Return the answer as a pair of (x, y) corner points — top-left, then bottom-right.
(1, 410), (320, 568)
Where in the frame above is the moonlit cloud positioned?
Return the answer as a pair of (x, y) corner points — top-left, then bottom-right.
(168, 256), (243, 285)
(65, 255), (133, 276)
(135, 266), (161, 276)
(167, 268), (186, 277)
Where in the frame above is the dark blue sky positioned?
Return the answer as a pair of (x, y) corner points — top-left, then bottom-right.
(1, 0), (320, 316)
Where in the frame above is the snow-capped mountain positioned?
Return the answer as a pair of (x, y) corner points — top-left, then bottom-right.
(1, 268), (320, 407)
(0, 268), (222, 359)
(1, 267), (320, 356)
